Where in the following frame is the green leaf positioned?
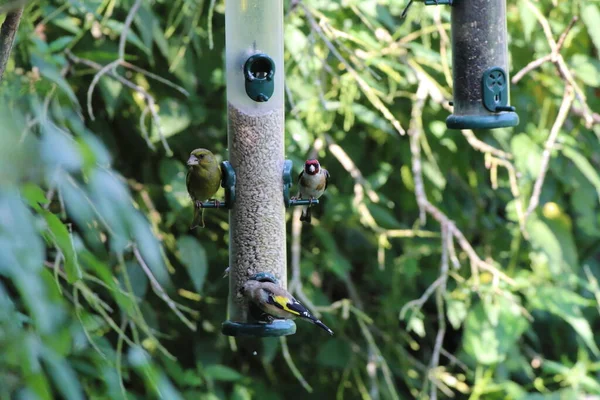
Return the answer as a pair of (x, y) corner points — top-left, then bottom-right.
(31, 56), (78, 105)
(42, 211), (82, 283)
(511, 133), (542, 179)
(366, 203), (402, 229)
(150, 99), (191, 141)
(203, 365), (243, 381)
(528, 287), (599, 356)
(105, 20), (151, 56)
(518, 0), (536, 41)
(582, 5), (600, 55)
(562, 146), (600, 200)
(446, 298), (468, 330)
(48, 36), (75, 53)
(404, 310), (426, 338)
(40, 125), (83, 173)
(571, 54), (600, 87)
(20, 184), (49, 212)
(41, 350), (85, 400)
(526, 216), (578, 276)
(462, 297), (529, 365)
(176, 236), (208, 294)
(231, 385), (252, 400)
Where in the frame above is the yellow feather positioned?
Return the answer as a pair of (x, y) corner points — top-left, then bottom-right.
(274, 295), (300, 315)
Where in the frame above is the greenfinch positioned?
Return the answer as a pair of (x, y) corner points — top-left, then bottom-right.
(186, 148), (221, 229)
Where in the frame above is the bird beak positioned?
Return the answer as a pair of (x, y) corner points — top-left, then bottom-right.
(187, 156), (198, 166)
(309, 165), (315, 173)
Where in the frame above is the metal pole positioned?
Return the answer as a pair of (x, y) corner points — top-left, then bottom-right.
(222, 0), (295, 337)
(445, 0), (519, 130)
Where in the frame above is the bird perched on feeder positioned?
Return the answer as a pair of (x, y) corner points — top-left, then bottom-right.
(186, 148), (222, 229)
(297, 159), (329, 224)
(242, 280), (334, 335)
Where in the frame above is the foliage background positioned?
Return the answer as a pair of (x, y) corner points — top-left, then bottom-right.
(1, 0), (600, 398)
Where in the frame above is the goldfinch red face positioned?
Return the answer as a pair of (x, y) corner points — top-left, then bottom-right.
(304, 159), (320, 175)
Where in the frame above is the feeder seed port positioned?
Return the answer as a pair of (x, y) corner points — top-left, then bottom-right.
(482, 67), (516, 113)
(244, 53), (276, 103)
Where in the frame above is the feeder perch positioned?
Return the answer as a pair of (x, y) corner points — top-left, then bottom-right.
(443, 0), (519, 129)
(222, 0), (293, 337)
(199, 161), (236, 209)
(282, 160), (320, 208)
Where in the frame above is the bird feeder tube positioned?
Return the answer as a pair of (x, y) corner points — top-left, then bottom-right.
(446, 0), (518, 129)
(418, 0), (519, 129)
(221, 0), (295, 337)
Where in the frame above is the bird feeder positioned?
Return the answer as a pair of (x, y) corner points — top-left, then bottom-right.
(418, 0), (519, 129)
(221, 0), (295, 337)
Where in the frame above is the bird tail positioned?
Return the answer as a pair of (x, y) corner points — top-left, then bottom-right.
(299, 205), (312, 224)
(308, 316), (334, 335)
(190, 206), (205, 230)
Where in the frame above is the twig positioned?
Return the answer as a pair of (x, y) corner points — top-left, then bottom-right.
(120, 61), (189, 97)
(433, 7), (452, 89)
(301, 2), (405, 135)
(132, 245), (196, 331)
(325, 134), (382, 231)
(517, 5), (592, 127)
(399, 276), (444, 319)
(511, 54), (552, 84)
(280, 337), (313, 393)
(512, 16), (577, 84)
(429, 225), (449, 400)
(460, 129), (512, 159)
(207, 0), (216, 50)
(486, 154), (527, 236)
(525, 85), (575, 219)
(408, 78), (515, 286)
(87, 0), (142, 120)
(66, 50), (173, 156)
(0, 6), (24, 82)
(409, 81), (429, 224)
(571, 106), (600, 126)
(289, 207), (320, 316)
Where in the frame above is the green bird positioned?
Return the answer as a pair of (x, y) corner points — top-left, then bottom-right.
(186, 148), (222, 229)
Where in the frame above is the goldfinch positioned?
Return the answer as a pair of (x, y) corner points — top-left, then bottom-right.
(297, 159), (329, 223)
(242, 280), (334, 335)
(186, 148), (222, 229)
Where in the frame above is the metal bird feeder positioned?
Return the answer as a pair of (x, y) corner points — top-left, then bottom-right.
(221, 0), (296, 337)
(418, 0), (519, 129)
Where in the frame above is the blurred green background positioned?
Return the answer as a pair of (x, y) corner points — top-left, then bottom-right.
(1, 0), (600, 398)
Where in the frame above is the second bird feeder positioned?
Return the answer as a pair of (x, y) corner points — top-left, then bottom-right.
(418, 0), (519, 129)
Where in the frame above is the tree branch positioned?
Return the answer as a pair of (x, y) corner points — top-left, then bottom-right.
(0, 6), (24, 82)
(525, 85), (575, 219)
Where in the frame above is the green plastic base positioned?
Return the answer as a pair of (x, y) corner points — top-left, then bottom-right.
(446, 112), (519, 130)
(221, 320), (296, 337)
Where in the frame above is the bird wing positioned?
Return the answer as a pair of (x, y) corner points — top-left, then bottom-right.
(186, 169), (194, 201)
(268, 294), (311, 319)
(297, 170), (304, 184)
(324, 169), (330, 190)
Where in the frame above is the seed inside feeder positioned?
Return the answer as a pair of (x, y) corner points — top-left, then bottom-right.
(227, 103), (286, 323)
